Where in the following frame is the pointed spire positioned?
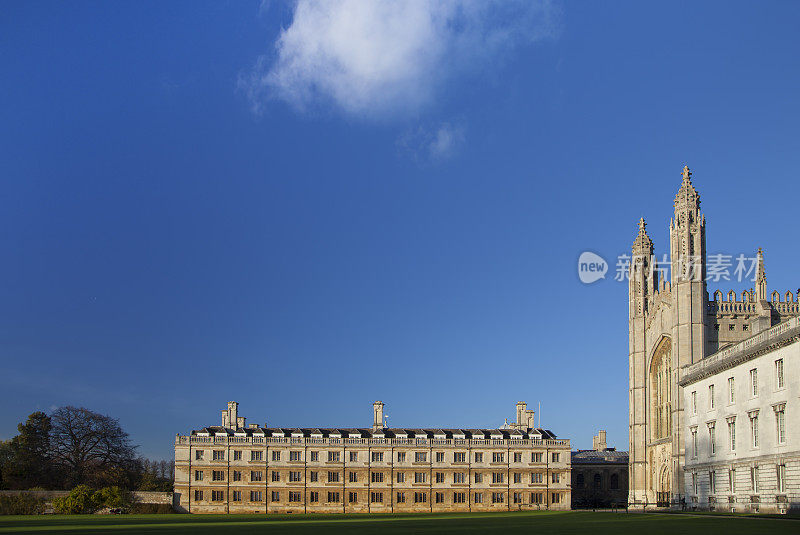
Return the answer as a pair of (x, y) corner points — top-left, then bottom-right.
(674, 164), (700, 210)
(755, 247), (767, 300)
(632, 217), (653, 256)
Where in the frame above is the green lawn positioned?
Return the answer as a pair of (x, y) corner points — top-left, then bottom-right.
(1, 511), (798, 534)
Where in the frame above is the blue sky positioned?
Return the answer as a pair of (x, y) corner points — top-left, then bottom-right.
(1, 1), (799, 460)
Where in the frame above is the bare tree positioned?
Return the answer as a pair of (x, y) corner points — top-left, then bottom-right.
(50, 406), (136, 487)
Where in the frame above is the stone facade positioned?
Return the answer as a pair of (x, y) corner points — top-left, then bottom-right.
(627, 165), (800, 509)
(680, 317), (800, 513)
(571, 431), (629, 508)
(174, 401), (571, 514)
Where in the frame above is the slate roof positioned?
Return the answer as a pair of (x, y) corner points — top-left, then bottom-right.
(571, 449), (629, 465)
(192, 426), (558, 440)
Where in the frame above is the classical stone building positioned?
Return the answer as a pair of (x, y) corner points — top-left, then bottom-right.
(571, 431), (629, 509)
(174, 401), (571, 514)
(627, 165), (800, 510)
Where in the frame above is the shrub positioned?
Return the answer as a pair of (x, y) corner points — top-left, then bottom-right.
(129, 503), (174, 514)
(92, 486), (132, 509)
(0, 493), (46, 515)
(52, 485), (97, 514)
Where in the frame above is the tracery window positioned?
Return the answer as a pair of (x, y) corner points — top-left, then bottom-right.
(650, 338), (672, 441)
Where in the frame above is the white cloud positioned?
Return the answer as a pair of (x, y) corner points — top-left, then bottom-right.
(397, 121), (465, 161)
(241, 0), (559, 118)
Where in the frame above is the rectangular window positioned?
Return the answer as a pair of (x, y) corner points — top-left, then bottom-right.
(195, 450), (204, 460)
(777, 464), (786, 493)
(309, 491), (319, 503)
(396, 472), (405, 483)
(708, 424), (716, 455)
(271, 471), (279, 482)
(396, 492), (406, 503)
(474, 473), (483, 483)
(513, 453), (522, 463)
(213, 450), (224, 461)
(709, 385), (715, 409)
(552, 453), (560, 463)
(750, 466), (759, 492)
(692, 473), (697, 495)
(436, 452), (445, 463)
(250, 491), (262, 502)
(776, 359), (785, 388)
(289, 451), (301, 462)
(349, 451), (357, 462)
(728, 377), (735, 403)
(415, 452), (427, 463)
(492, 492), (504, 504)
(531, 472), (543, 483)
(327, 492), (340, 503)
(271, 451), (280, 462)
(531, 492), (543, 504)
(397, 452), (406, 462)
(434, 492), (444, 504)
(551, 493), (561, 504)
(492, 472), (504, 484)
(328, 451), (340, 462)
(232, 491), (241, 502)
(289, 471), (301, 482)
(348, 492), (358, 503)
(194, 470), (203, 481)
(310, 471), (318, 482)
(513, 472), (522, 483)
(532, 452), (543, 463)
(709, 471), (716, 494)
(454, 492), (465, 504)
(729, 469), (736, 493)
(211, 490), (224, 502)
(414, 492), (427, 504)
(233, 450), (242, 461)
(691, 391), (697, 414)
(371, 492), (383, 503)
(513, 492), (522, 504)
(454, 452), (466, 463)
(193, 490), (203, 501)
(251, 470), (263, 482)
(750, 415), (759, 448)
(310, 451), (319, 462)
(271, 491), (279, 503)
(454, 472), (465, 484)
(776, 408), (786, 444)
(371, 472), (384, 483)
(327, 471), (339, 483)
(473, 492), (483, 504)
(492, 452), (504, 463)
(728, 420), (736, 451)
(750, 369), (758, 397)
(371, 452), (384, 462)
(251, 450), (263, 461)
(435, 472), (445, 483)
(475, 452), (483, 463)
(349, 471), (357, 483)
(551, 472), (560, 484)
(414, 472), (426, 483)
(233, 470), (241, 482)
(212, 470), (224, 481)
(288, 491), (301, 503)
(691, 428), (698, 457)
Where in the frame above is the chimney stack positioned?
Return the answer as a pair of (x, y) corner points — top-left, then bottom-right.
(373, 401), (385, 431)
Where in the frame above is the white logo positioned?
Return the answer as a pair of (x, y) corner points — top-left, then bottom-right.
(578, 251), (608, 284)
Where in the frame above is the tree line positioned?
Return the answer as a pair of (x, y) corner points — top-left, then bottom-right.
(0, 407), (172, 492)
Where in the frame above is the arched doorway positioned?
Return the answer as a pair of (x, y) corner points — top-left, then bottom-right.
(656, 465), (671, 507)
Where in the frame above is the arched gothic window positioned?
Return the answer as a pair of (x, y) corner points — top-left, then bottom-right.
(650, 338), (672, 441)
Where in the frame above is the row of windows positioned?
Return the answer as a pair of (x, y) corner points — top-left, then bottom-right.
(691, 464), (787, 495)
(689, 359), (785, 415)
(575, 472), (621, 490)
(689, 404), (787, 457)
(194, 469), (563, 484)
(194, 450), (558, 463)
(192, 490), (563, 504)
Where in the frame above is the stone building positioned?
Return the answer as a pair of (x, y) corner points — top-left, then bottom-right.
(627, 165), (800, 510)
(174, 401), (571, 514)
(571, 431), (629, 509)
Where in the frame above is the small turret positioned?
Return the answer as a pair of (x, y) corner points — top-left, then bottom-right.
(755, 248), (767, 301)
(373, 401), (385, 431)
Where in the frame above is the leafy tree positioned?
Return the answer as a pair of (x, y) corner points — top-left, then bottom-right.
(1, 412), (53, 489)
(50, 407), (137, 488)
(92, 486), (133, 509)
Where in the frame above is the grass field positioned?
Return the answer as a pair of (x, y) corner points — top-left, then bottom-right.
(1, 511), (799, 535)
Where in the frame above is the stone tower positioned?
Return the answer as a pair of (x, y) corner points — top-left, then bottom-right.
(628, 166), (708, 508)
